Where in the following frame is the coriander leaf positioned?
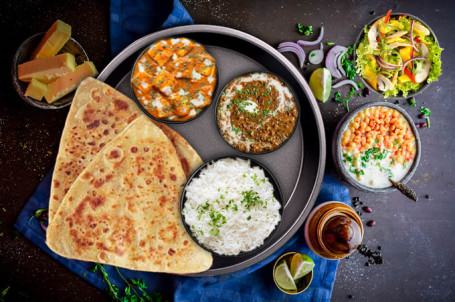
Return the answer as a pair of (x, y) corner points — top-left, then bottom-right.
(419, 106), (432, 116)
(297, 23), (313, 36)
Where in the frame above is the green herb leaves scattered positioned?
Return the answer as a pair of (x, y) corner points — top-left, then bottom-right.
(334, 88), (356, 112)
(1, 286), (10, 302)
(420, 106), (432, 116)
(208, 210), (227, 236)
(341, 45), (356, 80)
(241, 190), (264, 210)
(91, 264), (166, 302)
(297, 23), (313, 36)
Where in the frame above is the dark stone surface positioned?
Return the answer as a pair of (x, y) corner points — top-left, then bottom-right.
(0, 0), (454, 301)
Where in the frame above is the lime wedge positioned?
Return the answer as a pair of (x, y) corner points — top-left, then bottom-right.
(274, 260), (297, 291)
(309, 68), (332, 103)
(290, 253), (315, 280)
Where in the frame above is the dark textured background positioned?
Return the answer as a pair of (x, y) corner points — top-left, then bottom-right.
(1, 0), (454, 301)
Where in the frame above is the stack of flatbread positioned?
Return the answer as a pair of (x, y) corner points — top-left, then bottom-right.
(46, 77), (212, 273)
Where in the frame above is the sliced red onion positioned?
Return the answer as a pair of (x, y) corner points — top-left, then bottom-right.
(325, 45), (347, 79)
(410, 19), (419, 52)
(402, 56), (427, 69)
(277, 42), (306, 68)
(336, 49), (347, 76)
(332, 80), (359, 90)
(297, 27), (324, 46)
(377, 57), (401, 70)
(309, 43), (324, 64)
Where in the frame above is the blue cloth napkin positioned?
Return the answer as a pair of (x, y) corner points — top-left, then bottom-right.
(15, 1), (351, 300)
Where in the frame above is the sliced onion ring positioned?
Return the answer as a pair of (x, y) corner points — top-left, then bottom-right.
(309, 43), (324, 64)
(377, 57), (401, 70)
(297, 27), (324, 46)
(402, 56), (427, 69)
(332, 80), (359, 90)
(325, 45), (347, 79)
(277, 42), (306, 68)
(336, 49), (347, 76)
(410, 19), (419, 52)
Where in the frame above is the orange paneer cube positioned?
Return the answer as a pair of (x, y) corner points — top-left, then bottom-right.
(149, 95), (172, 118)
(147, 42), (173, 66)
(194, 57), (216, 76)
(152, 70), (176, 96)
(173, 57), (194, 79)
(172, 38), (194, 56)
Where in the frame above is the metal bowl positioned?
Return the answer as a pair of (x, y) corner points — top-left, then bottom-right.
(129, 37), (219, 124)
(11, 33), (89, 109)
(272, 252), (313, 294)
(180, 156), (283, 257)
(354, 13), (440, 100)
(332, 102), (421, 193)
(214, 71), (301, 155)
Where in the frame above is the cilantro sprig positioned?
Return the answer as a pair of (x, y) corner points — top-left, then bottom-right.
(91, 264), (167, 302)
(334, 87), (356, 112)
(341, 45), (356, 80)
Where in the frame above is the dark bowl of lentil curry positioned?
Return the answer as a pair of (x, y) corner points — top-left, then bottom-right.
(215, 72), (300, 154)
(130, 37), (218, 123)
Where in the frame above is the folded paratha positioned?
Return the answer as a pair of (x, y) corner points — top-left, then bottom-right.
(46, 116), (212, 273)
(49, 78), (202, 223)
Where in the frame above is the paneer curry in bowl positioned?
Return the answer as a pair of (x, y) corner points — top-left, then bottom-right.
(131, 37), (217, 123)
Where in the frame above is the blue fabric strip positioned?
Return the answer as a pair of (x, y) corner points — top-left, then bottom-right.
(15, 1), (350, 300)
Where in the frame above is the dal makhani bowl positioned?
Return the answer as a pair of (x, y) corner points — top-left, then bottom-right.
(216, 72), (299, 154)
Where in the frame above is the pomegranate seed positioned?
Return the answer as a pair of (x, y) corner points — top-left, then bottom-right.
(367, 220), (376, 227)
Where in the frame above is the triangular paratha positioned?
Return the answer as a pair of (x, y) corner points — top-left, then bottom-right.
(49, 78), (202, 222)
(46, 116), (212, 273)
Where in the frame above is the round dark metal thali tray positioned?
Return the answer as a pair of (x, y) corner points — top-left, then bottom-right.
(97, 25), (325, 276)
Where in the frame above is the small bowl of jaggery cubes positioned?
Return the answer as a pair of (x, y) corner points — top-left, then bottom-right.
(12, 20), (98, 109)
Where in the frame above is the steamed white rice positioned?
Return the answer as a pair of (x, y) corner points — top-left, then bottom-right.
(182, 158), (281, 255)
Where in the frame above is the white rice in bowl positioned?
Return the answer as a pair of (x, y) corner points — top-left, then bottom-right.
(182, 157), (281, 255)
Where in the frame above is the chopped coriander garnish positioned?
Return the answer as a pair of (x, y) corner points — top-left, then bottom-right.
(297, 23), (313, 36)
(420, 106), (432, 116)
(343, 153), (354, 163)
(247, 216), (252, 221)
(408, 98), (416, 107)
(349, 167), (364, 177)
(327, 42), (334, 45)
(341, 48), (356, 80)
(241, 190), (263, 210)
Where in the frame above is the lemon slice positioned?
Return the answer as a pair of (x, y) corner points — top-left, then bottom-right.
(290, 253), (315, 280)
(274, 260), (297, 291)
(309, 68), (332, 103)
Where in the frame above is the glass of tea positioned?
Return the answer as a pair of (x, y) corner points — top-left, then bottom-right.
(304, 201), (363, 260)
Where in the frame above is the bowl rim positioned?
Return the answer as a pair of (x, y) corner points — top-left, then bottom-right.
(129, 36), (219, 124)
(214, 71), (301, 155)
(272, 251), (314, 294)
(354, 12), (440, 100)
(332, 102), (421, 193)
(179, 155), (284, 257)
(11, 32), (89, 110)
